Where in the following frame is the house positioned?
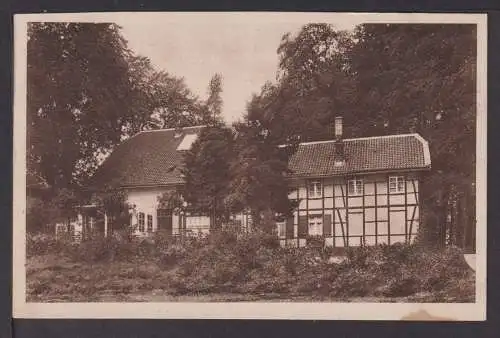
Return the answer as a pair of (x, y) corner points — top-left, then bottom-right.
(85, 126), (251, 238)
(75, 117), (431, 246)
(278, 117), (431, 247)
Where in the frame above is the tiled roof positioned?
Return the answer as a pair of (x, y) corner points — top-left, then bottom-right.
(92, 129), (430, 188)
(90, 126), (204, 188)
(288, 134), (431, 178)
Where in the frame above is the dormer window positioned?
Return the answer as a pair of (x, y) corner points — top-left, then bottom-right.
(176, 134), (198, 151)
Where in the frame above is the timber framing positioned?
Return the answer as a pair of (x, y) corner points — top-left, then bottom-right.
(281, 173), (421, 248)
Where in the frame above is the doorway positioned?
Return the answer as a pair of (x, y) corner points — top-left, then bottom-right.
(157, 209), (173, 235)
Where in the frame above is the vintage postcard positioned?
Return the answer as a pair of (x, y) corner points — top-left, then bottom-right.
(13, 12), (487, 320)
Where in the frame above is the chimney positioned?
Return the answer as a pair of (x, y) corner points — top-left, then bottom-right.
(334, 116), (345, 167)
(334, 116), (343, 140)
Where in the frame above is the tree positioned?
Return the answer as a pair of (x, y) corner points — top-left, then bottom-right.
(227, 85), (299, 232)
(27, 22), (208, 233)
(91, 187), (133, 229)
(349, 24), (476, 247)
(27, 188), (79, 234)
(27, 23), (142, 190)
(275, 24), (356, 141)
(125, 62), (205, 135)
(200, 73), (224, 126)
(27, 22), (206, 188)
(181, 125), (235, 228)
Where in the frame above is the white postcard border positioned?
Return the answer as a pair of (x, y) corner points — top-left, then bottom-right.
(13, 12), (487, 320)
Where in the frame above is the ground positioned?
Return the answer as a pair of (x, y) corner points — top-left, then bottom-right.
(26, 253), (475, 303)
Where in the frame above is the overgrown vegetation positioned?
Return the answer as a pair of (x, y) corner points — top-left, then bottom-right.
(26, 22), (476, 249)
(27, 231), (475, 302)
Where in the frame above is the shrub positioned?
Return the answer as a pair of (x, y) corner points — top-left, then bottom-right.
(306, 235), (325, 249)
(27, 226), (475, 302)
(26, 233), (75, 257)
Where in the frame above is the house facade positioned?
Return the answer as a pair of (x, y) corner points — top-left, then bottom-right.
(278, 117), (431, 247)
(79, 126), (251, 239)
(67, 118), (431, 246)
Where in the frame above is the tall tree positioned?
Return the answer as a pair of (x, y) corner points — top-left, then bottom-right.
(349, 24), (476, 246)
(227, 84), (299, 232)
(181, 125), (235, 228)
(275, 24), (356, 141)
(28, 22), (206, 189)
(27, 22), (208, 232)
(27, 22), (140, 189)
(201, 73), (224, 125)
(115, 55), (204, 138)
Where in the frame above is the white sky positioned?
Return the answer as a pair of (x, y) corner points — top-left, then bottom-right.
(115, 13), (360, 123)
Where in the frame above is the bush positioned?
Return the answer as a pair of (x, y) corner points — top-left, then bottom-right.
(26, 233), (75, 257)
(27, 228), (475, 301)
(306, 235), (325, 248)
(332, 244), (474, 298)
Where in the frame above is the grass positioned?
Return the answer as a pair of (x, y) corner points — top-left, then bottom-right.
(26, 235), (475, 302)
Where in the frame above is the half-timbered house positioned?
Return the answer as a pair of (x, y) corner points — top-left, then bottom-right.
(278, 117), (431, 247)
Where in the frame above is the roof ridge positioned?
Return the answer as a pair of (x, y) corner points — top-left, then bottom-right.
(298, 133), (422, 146)
(137, 125), (206, 134)
(120, 125), (206, 145)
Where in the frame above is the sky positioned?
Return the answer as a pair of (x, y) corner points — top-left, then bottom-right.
(114, 13), (360, 123)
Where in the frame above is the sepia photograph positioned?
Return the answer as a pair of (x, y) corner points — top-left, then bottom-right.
(13, 12), (486, 320)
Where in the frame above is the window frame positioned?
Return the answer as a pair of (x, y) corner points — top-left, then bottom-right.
(308, 215), (323, 236)
(138, 212), (145, 232)
(348, 178), (364, 196)
(277, 221), (286, 238)
(147, 214), (153, 232)
(389, 176), (406, 194)
(186, 216), (211, 233)
(307, 180), (323, 198)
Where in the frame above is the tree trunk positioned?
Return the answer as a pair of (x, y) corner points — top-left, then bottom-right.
(261, 207), (275, 234)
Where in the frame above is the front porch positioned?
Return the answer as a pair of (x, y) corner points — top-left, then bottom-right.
(56, 204), (253, 241)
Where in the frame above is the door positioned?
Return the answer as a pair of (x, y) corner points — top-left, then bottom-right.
(157, 209), (173, 235)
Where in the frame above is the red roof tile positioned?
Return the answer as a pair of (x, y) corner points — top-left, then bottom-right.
(288, 134), (431, 178)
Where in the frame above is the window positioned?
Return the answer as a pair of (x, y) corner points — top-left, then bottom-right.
(308, 216), (323, 236)
(389, 176), (405, 193)
(147, 214), (153, 232)
(308, 180), (322, 198)
(348, 179), (364, 195)
(138, 212), (145, 232)
(277, 222), (286, 238)
(186, 216), (210, 234)
(176, 134), (198, 151)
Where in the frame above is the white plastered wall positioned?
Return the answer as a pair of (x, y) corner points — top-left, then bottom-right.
(125, 187), (175, 235)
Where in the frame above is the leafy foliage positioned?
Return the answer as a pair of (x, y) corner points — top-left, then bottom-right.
(122, 55), (203, 135)
(26, 188), (79, 233)
(239, 23), (476, 247)
(27, 23), (137, 189)
(89, 182), (134, 232)
(27, 232), (474, 302)
(26, 23), (212, 232)
(181, 125), (235, 227)
(227, 85), (300, 230)
(200, 73), (224, 125)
